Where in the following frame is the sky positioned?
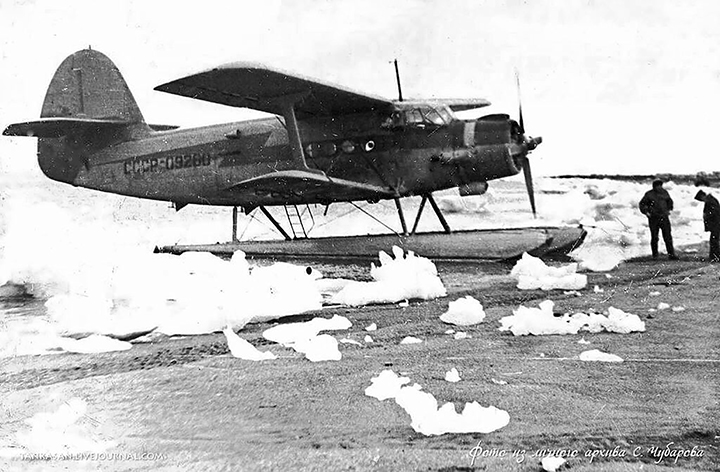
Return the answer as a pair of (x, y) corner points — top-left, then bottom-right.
(1, 0), (719, 176)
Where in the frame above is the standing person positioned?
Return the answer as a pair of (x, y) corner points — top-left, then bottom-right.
(694, 190), (720, 262)
(639, 179), (678, 260)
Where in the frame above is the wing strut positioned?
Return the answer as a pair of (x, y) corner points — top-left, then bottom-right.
(276, 96), (324, 174)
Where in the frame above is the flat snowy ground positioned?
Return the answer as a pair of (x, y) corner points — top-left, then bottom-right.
(1, 250), (717, 471)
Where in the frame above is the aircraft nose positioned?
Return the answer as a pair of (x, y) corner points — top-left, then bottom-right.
(526, 135), (542, 151)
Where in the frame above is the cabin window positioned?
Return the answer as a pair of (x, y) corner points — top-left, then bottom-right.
(404, 110), (424, 124)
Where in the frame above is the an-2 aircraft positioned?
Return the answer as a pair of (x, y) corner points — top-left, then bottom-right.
(4, 49), (542, 243)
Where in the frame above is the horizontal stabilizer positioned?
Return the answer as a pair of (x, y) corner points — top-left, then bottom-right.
(227, 170), (394, 205)
(3, 117), (133, 138)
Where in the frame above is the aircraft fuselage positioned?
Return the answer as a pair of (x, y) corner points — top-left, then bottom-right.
(70, 111), (522, 210)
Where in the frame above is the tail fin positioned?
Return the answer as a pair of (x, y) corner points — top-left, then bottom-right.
(3, 49), (149, 183)
(41, 48), (145, 123)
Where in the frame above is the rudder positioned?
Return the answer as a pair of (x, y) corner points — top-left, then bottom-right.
(41, 48), (145, 123)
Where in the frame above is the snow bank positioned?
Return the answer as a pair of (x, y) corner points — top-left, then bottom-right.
(3, 247), (324, 354)
(439, 296), (486, 326)
(262, 315), (350, 362)
(331, 246), (446, 306)
(562, 180), (708, 265)
(498, 301), (645, 336)
(365, 370), (509, 436)
(511, 253), (587, 290)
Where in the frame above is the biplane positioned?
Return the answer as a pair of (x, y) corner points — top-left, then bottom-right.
(3, 49), (573, 258)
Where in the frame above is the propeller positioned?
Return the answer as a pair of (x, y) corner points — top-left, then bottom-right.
(515, 71), (538, 217)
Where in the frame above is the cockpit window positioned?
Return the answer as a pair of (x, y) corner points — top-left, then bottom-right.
(423, 108), (445, 125)
(436, 106), (453, 123)
(402, 107), (448, 127)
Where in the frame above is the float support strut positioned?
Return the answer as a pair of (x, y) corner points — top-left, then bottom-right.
(411, 195), (428, 235)
(427, 193), (451, 233)
(232, 206), (239, 242)
(259, 206), (292, 240)
(394, 197), (408, 235)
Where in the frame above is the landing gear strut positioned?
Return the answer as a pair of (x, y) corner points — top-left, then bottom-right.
(236, 192), (453, 243)
(407, 193), (451, 235)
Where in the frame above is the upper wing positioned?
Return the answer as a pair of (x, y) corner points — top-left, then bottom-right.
(155, 62), (394, 119)
(226, 170), (394, 205)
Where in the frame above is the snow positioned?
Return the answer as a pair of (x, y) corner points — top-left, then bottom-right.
(58, 335), (132, 354)
(498, 301), (645, 336)
(542, 456), (567, 472)
(400, 336), (422, 344)
(223, 326), (276, 361)
(579, 349), (624, 363)
(511, 253), (587, 290)
(6, 243), (324, 347)
(439, 296), (486, 326)
(453, 332), (471, 340)
(657, 302), (671, 310)
(394, 384), (510, 436)
(292, 334), (342, 362)
(365, 370), (510, 436)
(365, 323), (377, 331)
(445, 368), (461, 382)
(364, 335), (374, 343)
(364, 370), (411, 401)
(262, 315), (350, 362)
(330, 246), (446, 306)
(262, 315), (351, 345)
(1, 177), (711, 357)
(0, 398), (115, 458)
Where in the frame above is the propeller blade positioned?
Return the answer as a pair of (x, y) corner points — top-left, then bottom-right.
(521, 155), (536, 217)
(515, 70), (525, 133)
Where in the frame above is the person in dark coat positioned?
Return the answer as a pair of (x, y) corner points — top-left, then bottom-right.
(694, 190), (720, 262)
(639, 179), (678, 260)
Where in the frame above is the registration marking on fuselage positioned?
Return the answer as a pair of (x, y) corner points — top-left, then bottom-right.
(123, 152), (213, 175)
